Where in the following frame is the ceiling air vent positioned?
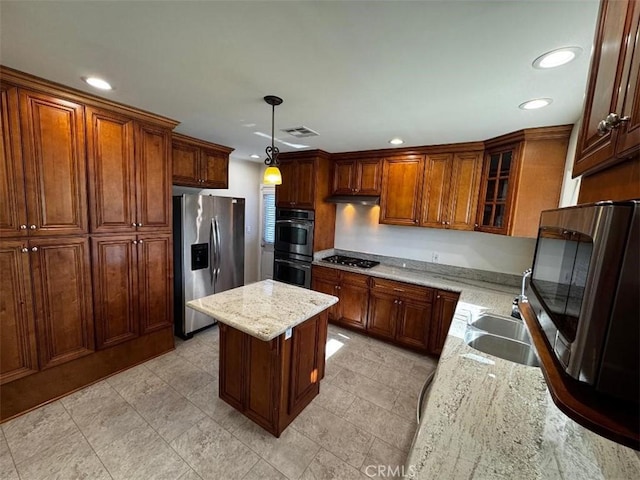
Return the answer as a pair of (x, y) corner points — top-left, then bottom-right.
(281, 126), (319, 138)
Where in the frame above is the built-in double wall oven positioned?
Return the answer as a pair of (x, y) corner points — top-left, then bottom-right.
(273, 208), (314, 288)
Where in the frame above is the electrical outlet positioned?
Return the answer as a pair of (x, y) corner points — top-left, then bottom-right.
(246, 225), (252, 234)
(432, 252), (439, 263)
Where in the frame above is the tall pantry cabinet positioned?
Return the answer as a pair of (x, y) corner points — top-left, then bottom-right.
(0, 67), (178, 421)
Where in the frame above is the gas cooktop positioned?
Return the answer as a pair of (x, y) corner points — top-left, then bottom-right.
(321, 255), (380, 269)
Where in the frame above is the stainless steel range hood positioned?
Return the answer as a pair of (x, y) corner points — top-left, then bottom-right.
(325, 195), (380, 205)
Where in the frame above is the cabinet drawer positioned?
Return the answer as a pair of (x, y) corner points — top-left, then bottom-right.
(341, 271), (369, 287)
(370, 278), (434, 302)
(312, 265), (340, 282)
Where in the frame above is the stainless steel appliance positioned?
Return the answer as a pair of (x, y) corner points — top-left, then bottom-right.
(321, 255), (380, 269)
(273, 208), (315, 288)
(275, 208), (314, 257)
(274, 252), (312, 289)
(527, 200), (639, 403)
(173, 194), (245, 338)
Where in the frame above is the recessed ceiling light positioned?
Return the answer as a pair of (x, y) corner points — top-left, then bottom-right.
(519, 98), (553, 110)
(533, 47), (582, 69)
(389, 138), (404, 145)
(83, 76), (113, 90)
(250, 154), (260, 159)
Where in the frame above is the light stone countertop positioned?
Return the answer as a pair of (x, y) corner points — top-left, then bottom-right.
(312, 259), (640, 479)
(186, 279), (338, 341)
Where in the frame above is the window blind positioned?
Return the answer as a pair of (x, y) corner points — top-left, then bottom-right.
(263, 192), (276, 245)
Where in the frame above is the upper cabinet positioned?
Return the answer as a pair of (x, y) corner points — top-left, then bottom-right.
(171, 133), (232, 189)
(476, 126), (572, 238)
(1, 85), (88, 238)
(420, 149), (483, 231)
(87, 106), (173, 233)
(379, 154), (425, 226)
(574, 0), (640, 177)
(276, 150), (333, 210)
(331, 157), (382, 195)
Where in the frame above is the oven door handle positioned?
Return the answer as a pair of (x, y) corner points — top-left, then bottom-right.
(275, 258), (311, 270)
(276, 219), (313, 226)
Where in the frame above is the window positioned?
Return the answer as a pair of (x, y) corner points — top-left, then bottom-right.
(262, 187), (276, 245)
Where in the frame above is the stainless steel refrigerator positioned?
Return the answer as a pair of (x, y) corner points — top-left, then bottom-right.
(173, 194), (245, 338)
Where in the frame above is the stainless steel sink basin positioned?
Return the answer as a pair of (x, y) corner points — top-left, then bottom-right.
(464, 314), (540, 367)
(470, 314), (532, 344)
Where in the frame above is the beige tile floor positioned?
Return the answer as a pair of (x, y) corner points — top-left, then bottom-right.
(0, 324), (437, 480)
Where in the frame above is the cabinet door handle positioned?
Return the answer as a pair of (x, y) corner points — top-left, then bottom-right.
(138, 239), (144, 244)
(132, 222), (137, 227)
(21, 247), (28, 253)
(445, 221), (450, 225)
(29, 224), (37, 230)
(598, 113), (631, 136)
(138, 223), (143, 227)
(20, 224), (27, 230)
(31, 246), (38, 252)
(132, 240), (138, 244)
(441, 221), (446, 225)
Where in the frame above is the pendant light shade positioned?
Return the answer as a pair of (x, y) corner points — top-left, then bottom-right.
(262, 95), (284, 185)
(263, 166), (282, 185)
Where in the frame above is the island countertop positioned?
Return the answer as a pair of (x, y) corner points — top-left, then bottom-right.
(186, 279), (339, 341)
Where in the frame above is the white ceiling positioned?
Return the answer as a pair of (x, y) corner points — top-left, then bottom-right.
(0, 1), (600, 162)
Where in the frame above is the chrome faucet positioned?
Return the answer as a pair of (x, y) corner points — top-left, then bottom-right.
(520, 268), (532, 303)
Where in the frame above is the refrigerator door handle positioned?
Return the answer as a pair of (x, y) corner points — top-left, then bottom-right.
(214, 217), (222, 280)
(210, 219), (216, 285)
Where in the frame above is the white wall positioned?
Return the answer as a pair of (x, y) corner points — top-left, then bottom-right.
(173, 159), (262, 283)
(334, 204), (536, 274)
(558, 121), (581, 207)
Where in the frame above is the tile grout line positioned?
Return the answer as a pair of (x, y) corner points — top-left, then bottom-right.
(0, 426), (22, 480)
(58, 400), (116, 480)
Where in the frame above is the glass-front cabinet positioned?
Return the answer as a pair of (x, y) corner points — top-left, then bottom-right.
(476, 144), (519, 234)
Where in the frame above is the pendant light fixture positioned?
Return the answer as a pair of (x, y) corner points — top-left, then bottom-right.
(263, 95), (283, 185)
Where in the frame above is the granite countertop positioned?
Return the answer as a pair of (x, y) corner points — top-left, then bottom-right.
(313, 251), (639, 478)
(186, 279), (338, 341)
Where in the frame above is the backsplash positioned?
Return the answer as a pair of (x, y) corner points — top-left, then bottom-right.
(333, 204), (536, 275)
(314, 248), (522, 288)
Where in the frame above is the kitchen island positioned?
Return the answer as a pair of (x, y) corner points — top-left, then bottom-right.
(186, 280), (338, 437)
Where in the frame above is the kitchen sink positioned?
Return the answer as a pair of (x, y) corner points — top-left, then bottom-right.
(469, 313), (532, 344)
(464, 314), (540, 367)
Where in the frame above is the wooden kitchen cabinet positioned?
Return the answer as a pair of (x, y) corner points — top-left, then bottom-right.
(171, 133), (232, 189)
(0, 66), (179, 422)
(0, 84), (28, 238)
(574, 0), (640, 177)
(379, 154), (425, 226)
(92, 233), (172, 349)
(476, 126), (571, 238)
(276, 158), (315, 209)
(218, 311), (327, 437)
(30, 237), (94, 370)
(420, 150), (483, 230)
(369, 278), (434, 351)
(336, 272), (369, 330)
(367, 290), (397, 340)
(11, 88), (88, 237)
(331, 158), (382, 195)
(311, 266), (368, 330)
(87, 107), (173, 233)
(277, 150), (336, 252)
(429, 290), (460, 356)
(0, 240), (38, 384)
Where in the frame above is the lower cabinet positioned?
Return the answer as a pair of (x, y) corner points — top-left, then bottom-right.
(0, 237), (94, 382)
(92, 233), (172, 349)
(369, 278), (434, 351)
(311, 266), (368, 330)
(429, 290), (460, 355)
(218, 312), (327, 437)
(311, 265), (459, 355)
